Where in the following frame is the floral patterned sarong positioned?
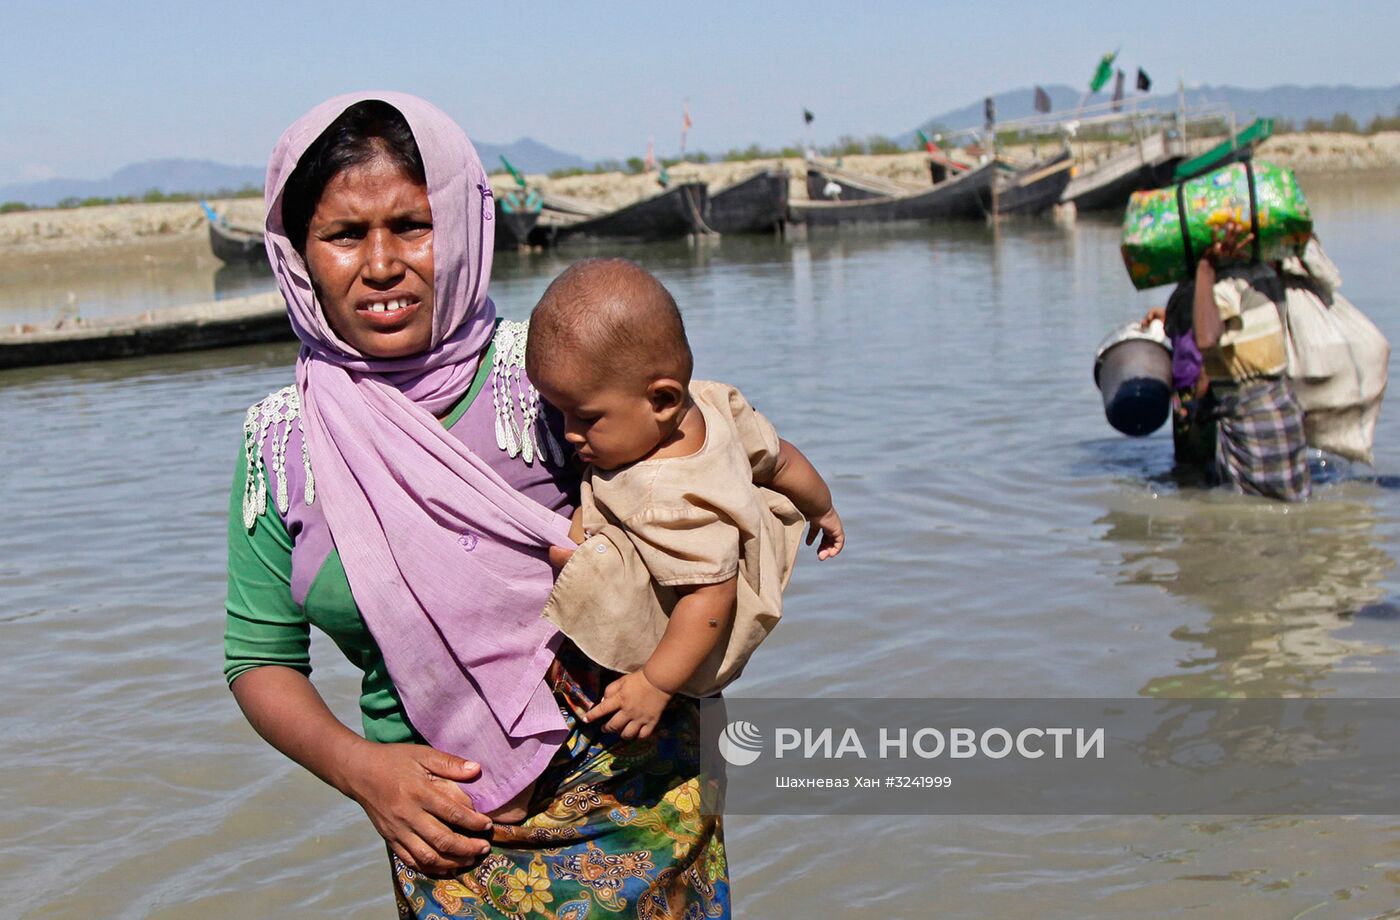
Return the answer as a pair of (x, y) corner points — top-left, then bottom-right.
(392, 644), (730, 919)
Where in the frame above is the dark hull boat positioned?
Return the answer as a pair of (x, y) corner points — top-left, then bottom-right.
(0, 293), (292, 370)
(803, 164), (925, 202)
(493, 188), (543, 250)
(537, 191), (607, 217)
(207, 214), (266, 264)
(995, 149), (1074, 216)
(787, 160), (996, 226)
(531, 182), (710, 245)
(706, 168), (788, 234)
(1061, 132), (1181, 212)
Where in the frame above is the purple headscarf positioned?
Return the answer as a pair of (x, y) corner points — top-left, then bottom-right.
(264, 92), (572, 811)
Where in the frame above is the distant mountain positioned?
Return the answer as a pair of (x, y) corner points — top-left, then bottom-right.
(908, 84), (1084, 138)
(0, 159), (265, 208)
(1177, 83), (1400, 124)
(474, 137), (592, 175)
(907, 82), (1400, 138)
(0, 137), (592, 208)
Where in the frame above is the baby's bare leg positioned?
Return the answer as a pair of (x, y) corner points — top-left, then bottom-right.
(485, 781), (535, 825)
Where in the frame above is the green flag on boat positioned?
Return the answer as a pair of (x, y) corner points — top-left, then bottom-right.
(501, 156), (528, 189)
(1089, 49), (1118, 93)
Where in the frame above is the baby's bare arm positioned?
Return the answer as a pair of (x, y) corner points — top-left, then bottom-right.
(641, 577), (739, 693)
(764, 439), (845, 559)
(584, 577), (738, 739)
(763, 439), (830, 516)
(548, 507), (586, 569)
(567, 506), (585, 544)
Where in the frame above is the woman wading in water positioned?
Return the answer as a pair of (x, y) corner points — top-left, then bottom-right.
(224, 92), (728, 917)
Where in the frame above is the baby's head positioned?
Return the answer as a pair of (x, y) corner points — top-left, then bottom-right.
(527, 258), (694, 470)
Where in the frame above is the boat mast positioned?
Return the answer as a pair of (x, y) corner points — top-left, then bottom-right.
(1177, 75), (1187, 157)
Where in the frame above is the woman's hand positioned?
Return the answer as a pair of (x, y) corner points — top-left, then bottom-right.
(230, 667), (494, 878)
(341, 741), (495, 877)
(584, 670), (672, 740)
(1140, 307), (1166, 330)
(806, 506), (845, 560)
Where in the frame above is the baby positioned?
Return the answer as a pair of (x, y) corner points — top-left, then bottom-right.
(527, 257), (844, 740)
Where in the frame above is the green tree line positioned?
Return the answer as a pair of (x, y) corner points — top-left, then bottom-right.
(0, 184), (261, 215)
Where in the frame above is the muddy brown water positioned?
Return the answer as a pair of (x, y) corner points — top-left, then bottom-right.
(3, 172), (1400, 918)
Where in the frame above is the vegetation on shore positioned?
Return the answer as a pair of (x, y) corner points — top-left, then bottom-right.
(0, 184), (261, 215)
(545, 134), (911, 180)
(990, 110), (1400, 149)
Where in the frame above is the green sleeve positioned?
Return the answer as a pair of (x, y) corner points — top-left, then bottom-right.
(223, 441), (312, 685)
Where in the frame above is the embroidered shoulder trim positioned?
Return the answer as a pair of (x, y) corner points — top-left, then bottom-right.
(242, 385), (315, 529)
(490, 320), (564, 467)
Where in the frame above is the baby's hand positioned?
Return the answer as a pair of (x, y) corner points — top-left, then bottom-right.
(583, 671), (672, 740)
(547, 545), (575, 569)
(806, 507), (845, 560)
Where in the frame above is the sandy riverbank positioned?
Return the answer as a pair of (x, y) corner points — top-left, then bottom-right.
(2, 132), (1396, 258)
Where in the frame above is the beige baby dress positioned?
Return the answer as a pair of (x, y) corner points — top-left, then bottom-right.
(541, 380), (805, 696)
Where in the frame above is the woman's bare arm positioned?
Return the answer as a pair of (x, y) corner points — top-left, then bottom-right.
(1193, 258), (1224, 350)
(231, 665), (492, 876)
(1193, 220), (1254, 351)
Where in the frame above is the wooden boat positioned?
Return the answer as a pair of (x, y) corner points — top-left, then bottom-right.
(787, 160), (996, 226)
(706, 167), (788, 234)
(538, 191), (607, 217)
(1171, 118), (1274, 182)
(530, 182), (710, 245)
(995, 149), (1074, 216)
(0, 292), (291, 369)
(494, 187), (543, 250)
(804, 164), (925, 202)
(1061, 132), (1181, 212)
(202, 202), (266, 264)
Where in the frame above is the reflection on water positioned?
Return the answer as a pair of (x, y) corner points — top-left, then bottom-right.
(0, 236), (276, 326)
(213, 259), (273, 299)
(1098, 491), (1393, 698)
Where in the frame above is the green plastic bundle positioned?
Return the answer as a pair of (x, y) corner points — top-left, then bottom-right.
(1120, 160), (1312, 290)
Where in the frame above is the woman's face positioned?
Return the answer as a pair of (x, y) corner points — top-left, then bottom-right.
(304, 155), (435, 358)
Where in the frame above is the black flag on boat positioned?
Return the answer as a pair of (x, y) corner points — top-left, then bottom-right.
(1033, 86), (1051, 114)
(803, 108), (814, 125)
(984, 97), (996, 130)
(1136, 68), (1152, 93)
(1111, 69), (1125, 111)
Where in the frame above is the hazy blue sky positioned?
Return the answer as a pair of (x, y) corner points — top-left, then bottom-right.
(1, 0), (1395, 185)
